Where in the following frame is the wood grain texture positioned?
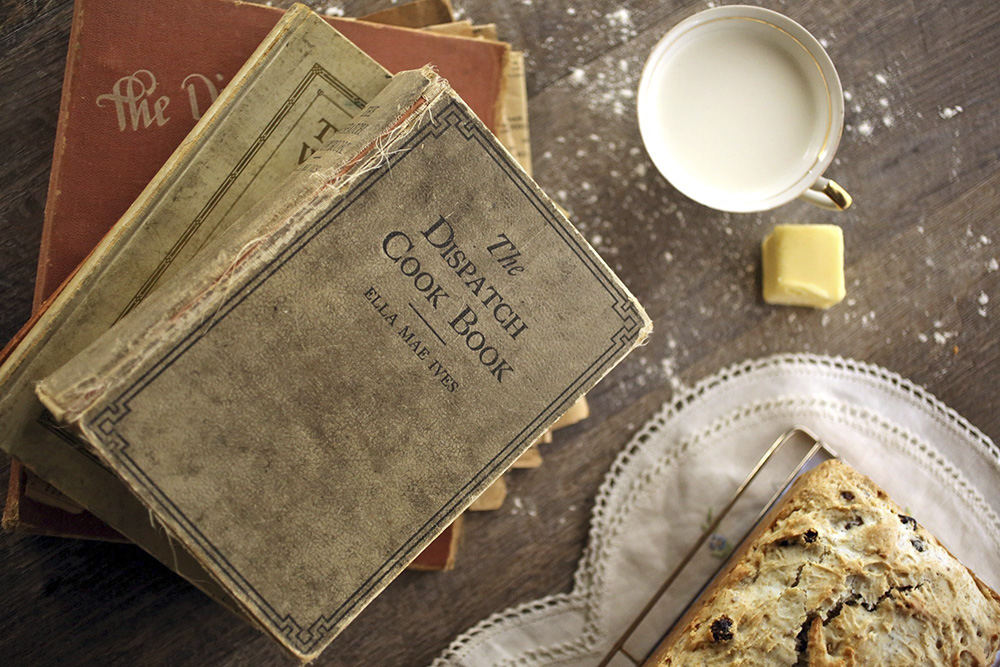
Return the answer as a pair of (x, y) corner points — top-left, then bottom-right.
(1, 0), (998, 664)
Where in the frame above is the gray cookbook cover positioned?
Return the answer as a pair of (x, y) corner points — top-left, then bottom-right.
(37, 67), (651, 660)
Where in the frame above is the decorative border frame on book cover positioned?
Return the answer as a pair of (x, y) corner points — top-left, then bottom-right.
(86, 100), (644, 653)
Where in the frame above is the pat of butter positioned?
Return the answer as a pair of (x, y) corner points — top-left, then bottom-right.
(762, 224), (845, 309)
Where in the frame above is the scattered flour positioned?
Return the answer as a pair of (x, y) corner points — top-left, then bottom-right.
(989, 258), (999, 272)
(565, 46), (644, 122)
(660, 356), (690, 394)
(509, 496), (538, 518)
(933, 330), (957, 345)
(843, 71), (909, 139)
(322, 5), (344, 16)
(938, 105), (964, 119)
(606, 7), (632, 28)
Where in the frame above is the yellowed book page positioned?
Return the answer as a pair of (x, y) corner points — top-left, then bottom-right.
(360, 0), (454, 28)
(469, 476), (508, 511)
(423, 19), (475, 36)
(512, 446), (543, 469)
(423, 21), (498, 40)
(552, 396), (590, 430)
(497, 51), (532, 176)
(472, 23), (499, 40)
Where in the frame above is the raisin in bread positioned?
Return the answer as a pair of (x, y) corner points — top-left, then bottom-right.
(648, 459), (1000, 666)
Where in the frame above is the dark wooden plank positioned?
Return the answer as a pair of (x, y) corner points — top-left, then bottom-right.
(1, 1), (998, 665)
(0, 0), (71, 343)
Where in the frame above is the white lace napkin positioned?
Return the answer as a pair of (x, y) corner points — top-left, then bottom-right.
(433, 354), (1000, 667)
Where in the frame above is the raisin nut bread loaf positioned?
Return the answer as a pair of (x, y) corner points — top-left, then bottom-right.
(648, 459), (1000, 666)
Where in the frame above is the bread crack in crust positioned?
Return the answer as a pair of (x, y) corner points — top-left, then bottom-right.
(649, 460), (1000, 666)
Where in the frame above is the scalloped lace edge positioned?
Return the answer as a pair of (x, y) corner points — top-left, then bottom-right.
(432, 353), (999, 666)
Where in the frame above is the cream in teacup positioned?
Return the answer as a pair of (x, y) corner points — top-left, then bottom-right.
(638, 6), (851, 212)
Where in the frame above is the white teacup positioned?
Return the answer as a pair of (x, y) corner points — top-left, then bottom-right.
(637, 6), (852, 212)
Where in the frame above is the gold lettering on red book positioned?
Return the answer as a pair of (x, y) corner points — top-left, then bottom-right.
(182, 73), (225, 121)
(96, 70), (170, 131)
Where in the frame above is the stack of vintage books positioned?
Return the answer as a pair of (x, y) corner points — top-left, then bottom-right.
(0, 0), (649, 660)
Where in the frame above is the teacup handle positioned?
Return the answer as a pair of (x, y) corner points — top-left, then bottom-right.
(799, 176), (853, 211)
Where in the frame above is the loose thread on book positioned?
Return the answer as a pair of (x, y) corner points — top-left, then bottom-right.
(324, 84), (442, 193)
(148, 508), (181, 574)
(201, 234), (270, 328)
(57, 80), (446, 423)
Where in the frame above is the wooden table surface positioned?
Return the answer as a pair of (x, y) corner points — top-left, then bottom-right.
(1, 0), (997, 664)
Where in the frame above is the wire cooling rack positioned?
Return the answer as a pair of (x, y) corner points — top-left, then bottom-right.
(598, 425), (839, 666)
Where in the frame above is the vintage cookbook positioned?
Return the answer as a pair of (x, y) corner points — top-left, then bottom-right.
(2, 0), (521, 570)
(1, 0), (484, 567)
(2, 6), (517, 571)
(36, 67), (650, 659)
(0, 5), (393, 590)
(32, 0), (508, 306)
